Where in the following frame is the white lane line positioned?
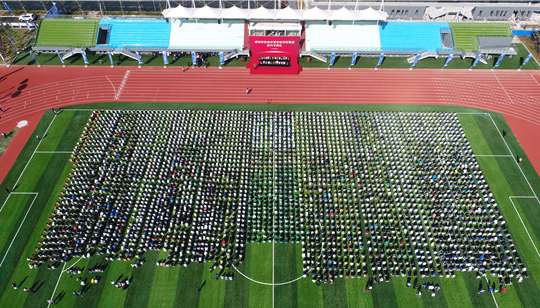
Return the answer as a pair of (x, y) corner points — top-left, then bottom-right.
(493, 72), (515, 104)
(0, 193), (38, 268)
(105, 76), (117, 98)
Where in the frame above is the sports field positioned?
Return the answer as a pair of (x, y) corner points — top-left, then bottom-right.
(1, 103), (540, 308)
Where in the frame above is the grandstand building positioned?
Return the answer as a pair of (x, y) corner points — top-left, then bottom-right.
(29, 2), (521, 74)
(2, 0), (539, 22)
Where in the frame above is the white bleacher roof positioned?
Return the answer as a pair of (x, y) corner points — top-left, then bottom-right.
(162, 5), (387, 21)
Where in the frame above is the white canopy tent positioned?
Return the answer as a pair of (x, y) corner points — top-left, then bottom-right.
(331, 7), (357, 21)
(303, 7), (332, 20)
(248, 7), (276, 20)
(357, 7), (388, 21)
(275, 7), (303, 20)
(191, 5), (221, 19)
(162, 5), (194, 19)
(162, 5), (387, 22)
(220, 6), (250, 19)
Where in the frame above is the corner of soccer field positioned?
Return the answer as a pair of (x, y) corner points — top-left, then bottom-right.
(2, 104), (540, 308)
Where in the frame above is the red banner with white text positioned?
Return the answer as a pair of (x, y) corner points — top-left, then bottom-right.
(248, 36), (302, 75)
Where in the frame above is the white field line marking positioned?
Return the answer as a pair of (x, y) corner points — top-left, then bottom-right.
(230, 262), (305, 286)
(272, 116), (275, 308)
(475, 155), (513, 157)
(47, 262), (67, 308)
(455, 112), (490, 115)
(0, 192), (37, 214)
(487, 113), (540, 203)
(14, 114), (58, 187)
(35, 151), (72, 154)
(63, 256), (83, 273)
(493, 73), (515, 104)
(115, 70), (130, 100)
(484, 276), (499, 308)
(509, 197), (540, 260)
(0, 193), (38, 268)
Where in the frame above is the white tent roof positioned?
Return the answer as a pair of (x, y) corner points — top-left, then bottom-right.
(163, 5), (193, 19)
(192, 5), (221, 19)
(249, 7), (276, 20)
(303, 7), (331, 20)
(357, 7), (388, 21)
(220, 5), (249, 19)
(331, 7), (357, 21)
(275, 7), (303, 20)
(162, 5), (387, 21)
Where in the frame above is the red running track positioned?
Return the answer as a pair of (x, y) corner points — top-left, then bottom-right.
(1, 65), (540, 184)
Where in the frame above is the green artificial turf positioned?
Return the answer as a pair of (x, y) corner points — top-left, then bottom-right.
(35, 19), (100, 48)
(450, 23), (511, 50)
(1, 105), (540, 308)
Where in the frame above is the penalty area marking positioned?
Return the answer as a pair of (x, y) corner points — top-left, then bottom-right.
(472, 113), (540, 260)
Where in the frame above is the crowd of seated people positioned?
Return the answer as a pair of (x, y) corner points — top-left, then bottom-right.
(30, 110), (527, 287)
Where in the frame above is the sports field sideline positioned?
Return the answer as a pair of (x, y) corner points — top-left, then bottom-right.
(1, 103), (540, 308)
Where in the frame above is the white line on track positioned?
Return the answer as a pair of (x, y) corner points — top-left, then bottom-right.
(492, 73), (515, 104)
(105, 76), (117, 98)
(47, 262), (67, 308)
(0, 192), (38, 268)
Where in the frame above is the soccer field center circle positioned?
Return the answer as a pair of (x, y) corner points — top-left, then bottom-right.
(231, 206), (325, 286)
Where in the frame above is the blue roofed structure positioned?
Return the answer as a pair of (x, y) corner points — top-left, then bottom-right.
(96, 19), (171, 49)
(379, 22), (451, 52)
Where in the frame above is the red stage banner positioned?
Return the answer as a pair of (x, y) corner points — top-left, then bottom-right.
(248, 36), (302, 75)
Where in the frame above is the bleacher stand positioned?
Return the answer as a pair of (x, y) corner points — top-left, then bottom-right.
(96, 19), (171, 49)
(168, 19), (244, 51)
(305, 21), (381, 52)
(379, 22), (449, 52)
